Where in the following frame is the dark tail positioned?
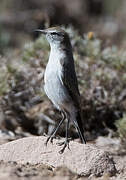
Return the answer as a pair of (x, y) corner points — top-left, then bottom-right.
(75, 110), (86, 144)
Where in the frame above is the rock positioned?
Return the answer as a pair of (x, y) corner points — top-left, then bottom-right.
(0, 136), (116, 177)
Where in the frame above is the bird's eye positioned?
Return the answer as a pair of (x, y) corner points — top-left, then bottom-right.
(51, 32), (61, 36)
(51, 32), (57, 35)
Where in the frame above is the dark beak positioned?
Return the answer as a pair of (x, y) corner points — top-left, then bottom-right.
(34, 29), (47, 34)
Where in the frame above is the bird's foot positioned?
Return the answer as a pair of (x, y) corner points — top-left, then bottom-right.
(45, 135), (55, 146)
(57, 138), (71, 154)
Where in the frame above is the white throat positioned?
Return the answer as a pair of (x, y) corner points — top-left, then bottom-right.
(49, 44), (65, 64)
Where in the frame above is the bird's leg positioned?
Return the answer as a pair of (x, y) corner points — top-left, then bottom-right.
(45, 111), (66, 145)
(73, 120), (86, 144)
(58, 114), (70, 154)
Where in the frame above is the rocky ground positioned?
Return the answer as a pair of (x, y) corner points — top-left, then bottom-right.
(0, 132), (126, 180)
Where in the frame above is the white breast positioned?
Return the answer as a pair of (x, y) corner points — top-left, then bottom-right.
(44, 46), (65, 83)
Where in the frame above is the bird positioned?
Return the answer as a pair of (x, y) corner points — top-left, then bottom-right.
(35, 27), (86, 153)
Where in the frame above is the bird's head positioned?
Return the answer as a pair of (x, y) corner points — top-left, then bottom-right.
(35, 27), (71, 48)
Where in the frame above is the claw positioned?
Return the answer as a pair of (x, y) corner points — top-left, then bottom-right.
(44, 137), (50, 146)
(57, 139), (70, 153)
(67, 142), (70, 150)
(56, 141), (65, 146)
(59, 144), (67, 154)
(50, 137), (54, 143)
(45, 136), (55, 146)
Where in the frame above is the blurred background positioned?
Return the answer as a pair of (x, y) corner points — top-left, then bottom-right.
(0, 0), (126, 144)
(0, 0), (126, 54)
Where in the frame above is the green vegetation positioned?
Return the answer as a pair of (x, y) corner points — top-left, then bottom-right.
(22, 35), (49, 63)
(0, 26), (10, 54)
(115, 115), (126, 141)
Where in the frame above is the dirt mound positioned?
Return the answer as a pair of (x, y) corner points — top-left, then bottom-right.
(0, 136), (116, 177)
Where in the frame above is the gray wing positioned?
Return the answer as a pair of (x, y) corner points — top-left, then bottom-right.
(59, 57), (80, 107)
